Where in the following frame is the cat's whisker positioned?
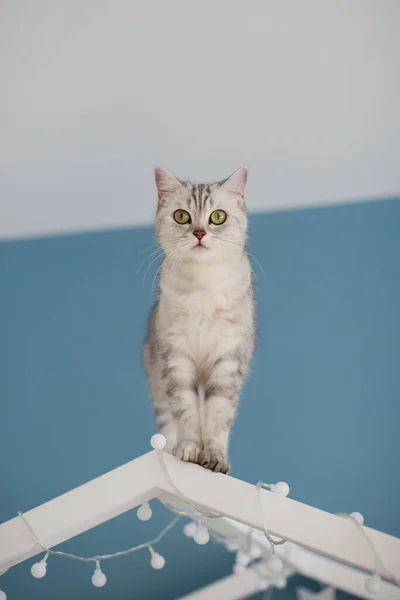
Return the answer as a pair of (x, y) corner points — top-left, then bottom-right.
(213, 236), (265, 276)
(138, 237), (184, 256)
(136, 248), (164, 275)
(138, 243), (160, 256)
(214, 239), (259, 284)
(151, 246), (183, 293)
(142, 251), (164, 285)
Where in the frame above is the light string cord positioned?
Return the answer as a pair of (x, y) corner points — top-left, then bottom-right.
(157, 449), (221, 519)
(256, 482), (286, 549)
(17, 511), (179, 564)
(338, 513), (400, 587)
(157, 449), (284, 554)
(2, 439), (397, 597)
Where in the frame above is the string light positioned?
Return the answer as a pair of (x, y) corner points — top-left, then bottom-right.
(193, 524), (210, 545)
(350, 512), (364, 525)
(275, 576), (287, 589)
(266, 554), (283, 574)
(338, 512), (400, 594)
(258, 578), (270, 591)
(233, 563), (247, 575)
(272, 482), (290, 497)
(0, 433), (398, 598)
(249, 544), (263, 560)
(10, 496), (179, 599)
(149, 548), (166, 570)
(30, 553), (48, 579)
(92, 562), (107, 587)
(137, 502), (152, 521)
(236, 551), (251, 567)
(365, 574), (381, 594)
(183, 521), (197, 538)
(226, 540), (240, 552)
(150, 434), (167, 450)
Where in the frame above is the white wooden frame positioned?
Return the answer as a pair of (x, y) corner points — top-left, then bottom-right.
(0, 450), (399, 599)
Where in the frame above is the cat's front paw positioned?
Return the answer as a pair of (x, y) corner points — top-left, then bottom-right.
(173, 440), (202, 464)
(199, 447), (230, 474)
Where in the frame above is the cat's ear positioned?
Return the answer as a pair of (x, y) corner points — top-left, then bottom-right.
(155, 167), (182, 205)
(220, 166), (248, 199)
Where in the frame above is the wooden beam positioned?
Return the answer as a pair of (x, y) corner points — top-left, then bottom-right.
(0, 452), (159, 571)
(184, 515), (400, 600)
(176, 569), (263, 600)
(0, 448), (399, 600)
(156, 452), (400, 583)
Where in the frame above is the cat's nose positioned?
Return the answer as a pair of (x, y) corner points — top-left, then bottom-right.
(193, 230), (206, 241)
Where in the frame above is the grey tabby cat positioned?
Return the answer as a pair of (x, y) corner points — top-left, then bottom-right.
(143, 166), (255, 473)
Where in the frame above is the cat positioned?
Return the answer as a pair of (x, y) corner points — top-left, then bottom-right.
(142, 166), (255, 473)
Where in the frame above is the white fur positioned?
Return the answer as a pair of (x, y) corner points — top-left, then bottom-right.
(143, 168), (254, 472)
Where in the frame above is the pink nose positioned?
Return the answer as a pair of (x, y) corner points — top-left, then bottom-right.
(193, 230), (206, 241)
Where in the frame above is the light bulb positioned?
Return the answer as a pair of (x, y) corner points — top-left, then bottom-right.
(233, 563), (246, 575)
(92, 567), (107, 587)
(273, 482), (290, 497)
(249, 544), (262, 560)
(150, 434), (166, 450)
(31, 560), (47, 578)
(350, 512), (364, 525)
(225, 540), (239, 552)
(151, 552), (165, 570)
(236, 551), (250, 566)
(194, 525), (209, 545)
(183, 521), (197, 538)
(267, 554), (283, 573)
(0, 589), (6, 600)
(137, 502), (152, 521)
(365, 574), (381, 594)
(275, 577), (287, 589)
(274, 543), (286, 556)
(258, 578), (270, 591)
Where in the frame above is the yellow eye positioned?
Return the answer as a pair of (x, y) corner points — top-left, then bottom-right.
(209, 210), (227, 225)
(173, 209), (191, 224)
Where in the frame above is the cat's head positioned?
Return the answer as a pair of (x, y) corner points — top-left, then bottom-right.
(155, 167), (248, 263)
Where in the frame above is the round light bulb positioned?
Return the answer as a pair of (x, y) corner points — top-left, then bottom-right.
(236, 551), (250, 566)
(275, 577), (287, 589)
(274, 544), (286, 556)
(150, 434), (166, 450)
(258, 578), (270, 591)
(233, 563), (247, 575)
(350, 512), (364, 525)
(250, 544), (262, 560)
(151, 552), (165, 570)
(273, 482), (290, 497)
(92, 568), (107, 587)
(31, 561), (47, 578)
(0, 590), (7, 600)
(226, 540), (239, 552)
(267, 554), (283, 573)
(365, 574), (381, 594)
(194, 526), (210, 545)
(183, 522), (197, 538)
(137, 502), (152, 521)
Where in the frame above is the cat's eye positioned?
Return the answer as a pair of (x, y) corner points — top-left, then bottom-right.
(209, 210), (227, 225)
(173, 209), (191, 224)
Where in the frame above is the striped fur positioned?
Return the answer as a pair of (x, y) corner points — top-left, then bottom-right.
(143, 167), (254, 473)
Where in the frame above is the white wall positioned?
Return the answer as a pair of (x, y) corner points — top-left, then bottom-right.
(1, 0), (399, 240)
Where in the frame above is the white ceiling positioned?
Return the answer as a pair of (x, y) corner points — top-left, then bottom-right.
(1, 0), (399, 240)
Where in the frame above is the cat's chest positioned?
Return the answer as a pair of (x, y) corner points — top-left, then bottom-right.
(179, 290), (233, 317)
(162, 289), (242, 356)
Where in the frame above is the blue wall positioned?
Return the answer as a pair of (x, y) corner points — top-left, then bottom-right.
(0, 198), (399, 600)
